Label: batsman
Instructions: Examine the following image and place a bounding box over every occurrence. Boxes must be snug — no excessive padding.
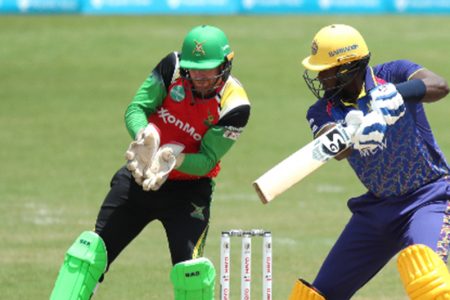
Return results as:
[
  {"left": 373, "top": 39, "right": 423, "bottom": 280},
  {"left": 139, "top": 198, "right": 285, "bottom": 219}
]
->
[
  {"left": 288, "top": 24, "right": 450, "bottom": 300},
  {"left": 50, "top": 25, "right": 250, "bottom": 299}
]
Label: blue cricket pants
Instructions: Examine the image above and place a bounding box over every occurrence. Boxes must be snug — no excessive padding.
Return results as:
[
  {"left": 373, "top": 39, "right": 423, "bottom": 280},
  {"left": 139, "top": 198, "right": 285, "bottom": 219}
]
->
[{"left": 313, "top": 176, "right": 450, "bottom": 300}]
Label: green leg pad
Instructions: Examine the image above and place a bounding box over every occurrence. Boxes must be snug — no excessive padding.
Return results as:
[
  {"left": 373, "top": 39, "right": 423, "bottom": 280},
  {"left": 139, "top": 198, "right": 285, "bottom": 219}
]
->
[
  {"left": 170, "top": 257, "right": 216, "bottom": 300},
  {"left": 50, "top": 231, "right": 107, "bottom": 300}
]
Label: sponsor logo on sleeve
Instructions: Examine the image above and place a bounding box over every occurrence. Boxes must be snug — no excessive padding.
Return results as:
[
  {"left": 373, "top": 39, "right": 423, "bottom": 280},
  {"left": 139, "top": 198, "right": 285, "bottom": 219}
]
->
[{"left": 223, "top": 126, "right": 242, "bottom": 140}]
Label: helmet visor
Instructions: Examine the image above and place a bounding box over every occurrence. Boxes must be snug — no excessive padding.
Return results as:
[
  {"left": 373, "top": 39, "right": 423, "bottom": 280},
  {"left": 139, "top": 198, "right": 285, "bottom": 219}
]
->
[{"left": 180, "top": 58, "right": 224, "bottom": 70}]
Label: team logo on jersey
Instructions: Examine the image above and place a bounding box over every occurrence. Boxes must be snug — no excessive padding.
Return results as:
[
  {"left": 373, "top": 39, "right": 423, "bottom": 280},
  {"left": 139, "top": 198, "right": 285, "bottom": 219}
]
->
[
  {"left": 170, "top": 84, "right": 185, "bottom": 102},
  {"left": 203, "top": 109, "right": 215, "bottom": 127},
  {"left": 193, "top": 40, "right": 206, "bottom": 56},
  {"left": 190, "top": 203, "right": 206, "bottom": 221},
  {"left": 311, "top": 40, "right": 318, "bottom": 55}
]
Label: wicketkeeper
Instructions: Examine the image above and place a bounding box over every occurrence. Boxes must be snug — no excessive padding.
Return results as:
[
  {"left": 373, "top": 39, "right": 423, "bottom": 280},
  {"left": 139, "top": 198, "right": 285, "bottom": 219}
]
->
[
  {"left": 289, "top": 24, "right": 450, "bottom": 300},
  {"left": 50, "top": 25, "right": 251, "bottom": 300}
]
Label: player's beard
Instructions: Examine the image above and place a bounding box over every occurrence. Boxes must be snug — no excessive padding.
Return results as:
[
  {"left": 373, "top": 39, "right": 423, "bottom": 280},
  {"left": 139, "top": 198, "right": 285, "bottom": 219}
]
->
[
  {"left": 331, "top": 71, "right": 366, "bottom": 104},
  {"left": 191, "top": 77, "right": 224, "bottom": 99}
]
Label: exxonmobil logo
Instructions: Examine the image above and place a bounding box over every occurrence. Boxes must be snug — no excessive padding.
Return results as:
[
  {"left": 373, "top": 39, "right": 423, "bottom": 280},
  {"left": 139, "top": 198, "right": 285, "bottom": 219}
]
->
[{"left": 157, "top": 107, "right": 202, "bottom": 141}]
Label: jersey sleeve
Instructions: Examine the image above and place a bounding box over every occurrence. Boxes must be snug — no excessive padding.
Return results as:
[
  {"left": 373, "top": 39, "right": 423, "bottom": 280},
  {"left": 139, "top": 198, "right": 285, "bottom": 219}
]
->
[
  {"left": 306, "top": 99, "right": 335, "bottom": 137},
  {"left": 372, "top": 60, "right": 423, "bottom": 84},
  {"left": 124, "top": 52, "right": 178, "bottom": 138},
  {"left": 177, "top": 77, "right": 251, "bottom": 175}
]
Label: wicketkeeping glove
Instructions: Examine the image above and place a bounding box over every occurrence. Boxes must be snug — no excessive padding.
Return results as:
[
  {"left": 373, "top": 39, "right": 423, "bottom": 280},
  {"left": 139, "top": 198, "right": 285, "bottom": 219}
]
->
[
  {"left": 142, "top": 143, "right": 185, "bottom": 191},
  {"left": 125, "top": 123, "right": 160, "bottom": 185},
  {"left": 370, "top": 83, "right": 405, "bottom": 125},
  {"left": 345, "top": 109, "right": 387, "bottom": 153}
]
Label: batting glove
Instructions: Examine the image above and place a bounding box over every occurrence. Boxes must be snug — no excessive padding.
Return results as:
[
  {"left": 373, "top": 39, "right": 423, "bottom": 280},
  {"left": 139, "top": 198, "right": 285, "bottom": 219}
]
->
[
  {"left": 125, "top": 123, "right": 160, "bottom": 185},
  {"left": 370, "top": 83, "right": 406, "bottom": 125},
  {"left": 345, "top": 109, "right": 387, "bottom": 154},
  {"left": 143, "top": 143, "right": 185, "bottom": 191}
]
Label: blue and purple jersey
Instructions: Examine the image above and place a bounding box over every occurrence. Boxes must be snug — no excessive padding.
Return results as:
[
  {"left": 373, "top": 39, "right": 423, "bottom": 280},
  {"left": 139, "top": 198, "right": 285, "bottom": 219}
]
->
[{"left": 306, "top": 60, "right": 450, "bottom": 198}]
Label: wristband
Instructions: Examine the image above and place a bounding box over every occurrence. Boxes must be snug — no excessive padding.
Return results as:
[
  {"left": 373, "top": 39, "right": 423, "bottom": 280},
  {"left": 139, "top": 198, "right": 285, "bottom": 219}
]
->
[{"left": 395, "top": 79, "right": 426, "bottom": 102}]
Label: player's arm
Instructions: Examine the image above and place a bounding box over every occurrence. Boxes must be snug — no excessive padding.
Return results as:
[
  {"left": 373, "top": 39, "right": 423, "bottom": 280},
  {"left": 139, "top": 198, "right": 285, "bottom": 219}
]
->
[
  {"left": 374, "top": 60, "right": 449, "bottom": 104},
  {"left": 307, "top": 101, "right": 350, "bottom": 160},
  {"left": 176, "top": 104, "right": 250, "bottom": 176},
  {"left": 323, "top": 71, "right": 447, "bottom": 161},
  {"left": 124, "top": 53, "right": 177, "bottom": 185},
  {"left": 409, "top": 69, "right": 449, "bottom": 103},
  {"left": 333, "top": 82, "right": 415, "bottom": 161},
  {"left": 307, "top": 99, "right": 353, "bottom": 161},
  {"left": 177, "top": 82, "right": 251, "bottom": 176},
  {"left": 124, "top": 52, "right": 177, "bottom": 138}
]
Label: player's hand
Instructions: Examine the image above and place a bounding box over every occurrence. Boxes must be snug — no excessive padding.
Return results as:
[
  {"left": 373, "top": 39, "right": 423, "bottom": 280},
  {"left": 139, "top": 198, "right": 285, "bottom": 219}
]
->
[
  {"left": 344, "top": 109, "right": 364, "bottom": 135},
  {"left": 345, "top": 110, "right": 387, "bottom": 153},
  {"left": 370, "top": 83, "right": 405, "bottom": 125},
  {"left": 142, "top": 143, "right": 185, "bottom": 191},
  {"left": 125, "top": 123, "right": 160, "bottom": 185}
]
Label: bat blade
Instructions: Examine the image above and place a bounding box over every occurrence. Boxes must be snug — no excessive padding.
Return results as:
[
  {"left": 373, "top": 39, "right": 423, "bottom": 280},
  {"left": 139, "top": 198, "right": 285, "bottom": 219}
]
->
[{"left": 253, "top": 124, "right": 353, "bottom": 204}]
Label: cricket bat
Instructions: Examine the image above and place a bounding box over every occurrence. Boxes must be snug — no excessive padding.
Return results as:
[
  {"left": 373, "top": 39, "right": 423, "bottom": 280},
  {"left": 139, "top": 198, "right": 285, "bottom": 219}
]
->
[{"left": 253, "top": 124, "right": 356, "bottom": 204}]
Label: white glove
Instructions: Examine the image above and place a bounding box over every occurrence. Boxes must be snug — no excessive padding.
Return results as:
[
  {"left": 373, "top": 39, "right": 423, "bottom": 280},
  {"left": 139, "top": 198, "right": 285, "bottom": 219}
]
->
[
  {"left": 344, "top": 109, "right": 364, "bottom": 135},
  {"left": 345, "top": 110, "right": 387, "bottom": 154},
  {"left": 370, "top": 83, "right": 405, "bottom": 125},
  {"left": 142, "top": 143, "right": 185, "bottom": 191},
  {"left": 125, "top": 123, "right": 160, "bottom": 185}
]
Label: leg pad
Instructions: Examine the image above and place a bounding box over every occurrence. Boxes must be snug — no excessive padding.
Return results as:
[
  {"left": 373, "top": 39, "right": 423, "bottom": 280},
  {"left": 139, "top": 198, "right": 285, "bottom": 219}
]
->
[
  {"left": 398, "top": 244, "right": 450, "bottom": 300},
  {"left": 170, "top": 257, "right": 216, "bottom": 300},
  {"left": 50, "top": 231, "right": 107, "bottom": 300},
  {"left": 288, "top": 278, "right": 325, "bottom": 300}
]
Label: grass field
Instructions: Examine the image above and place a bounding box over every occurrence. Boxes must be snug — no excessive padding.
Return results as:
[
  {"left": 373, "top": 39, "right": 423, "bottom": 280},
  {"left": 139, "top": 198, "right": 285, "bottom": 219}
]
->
[{"left": 1, "top": 14, "right": 450, "bottom": 299}]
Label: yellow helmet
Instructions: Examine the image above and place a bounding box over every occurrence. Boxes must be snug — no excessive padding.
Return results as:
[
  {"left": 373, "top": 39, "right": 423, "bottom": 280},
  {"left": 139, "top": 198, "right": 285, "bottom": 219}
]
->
[{"left": 302, "top": 24, "right": 369, "bottom": 72}]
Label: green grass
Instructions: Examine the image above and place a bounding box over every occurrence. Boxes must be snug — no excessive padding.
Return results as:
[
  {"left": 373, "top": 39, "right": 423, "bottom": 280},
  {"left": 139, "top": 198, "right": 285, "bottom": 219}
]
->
[{"left": 1, "top": 15, "right": 449, "bottom": 299}]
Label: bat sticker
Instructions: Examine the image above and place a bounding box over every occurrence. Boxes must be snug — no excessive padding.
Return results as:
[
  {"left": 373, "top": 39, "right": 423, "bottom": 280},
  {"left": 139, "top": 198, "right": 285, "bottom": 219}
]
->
[{"left": 313, "top": 126, "right": 351, "bottom": 161}]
